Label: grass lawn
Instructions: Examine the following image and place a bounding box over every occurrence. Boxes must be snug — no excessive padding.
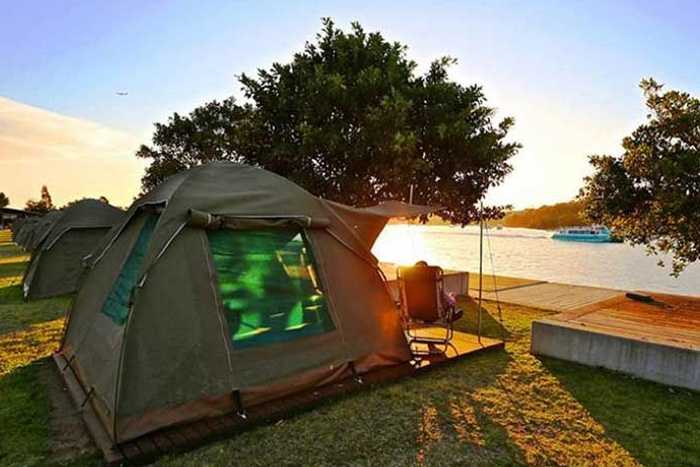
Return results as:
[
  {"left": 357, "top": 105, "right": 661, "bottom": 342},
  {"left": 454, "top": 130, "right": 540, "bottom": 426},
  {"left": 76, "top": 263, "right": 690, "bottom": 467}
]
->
[
  {"left": 1, "top": 234, "right": 699, "bottom": 466},
  {"left": 0, "top": 240, "right": 99, "bottom": 467}
]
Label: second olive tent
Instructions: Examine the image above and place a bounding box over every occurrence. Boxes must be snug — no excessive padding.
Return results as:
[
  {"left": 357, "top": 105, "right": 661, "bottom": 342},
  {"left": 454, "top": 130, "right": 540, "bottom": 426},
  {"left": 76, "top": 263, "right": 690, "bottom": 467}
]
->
[
  {"left": 23, "top": 199, "right": 125, "bottom": 300},
  {"left": 56, "top": 162, "right": 437, "bottom": 446}
]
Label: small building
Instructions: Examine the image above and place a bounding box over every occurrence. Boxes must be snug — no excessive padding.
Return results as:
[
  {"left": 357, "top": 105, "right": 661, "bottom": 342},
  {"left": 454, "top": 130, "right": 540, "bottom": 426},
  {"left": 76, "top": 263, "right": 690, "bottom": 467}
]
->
[{"left": 0, "top": 207, "right": 38, "bottom": 229}]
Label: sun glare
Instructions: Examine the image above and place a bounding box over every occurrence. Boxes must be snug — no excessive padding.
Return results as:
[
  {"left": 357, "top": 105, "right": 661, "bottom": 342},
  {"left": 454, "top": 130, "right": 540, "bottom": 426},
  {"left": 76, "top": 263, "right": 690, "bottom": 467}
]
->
[{"left": 372, "top": 224, "right": 433, "bottom": 266}]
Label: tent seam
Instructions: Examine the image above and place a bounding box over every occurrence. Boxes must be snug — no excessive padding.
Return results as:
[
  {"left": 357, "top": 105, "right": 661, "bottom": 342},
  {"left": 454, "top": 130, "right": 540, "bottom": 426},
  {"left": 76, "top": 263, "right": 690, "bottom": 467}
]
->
[
  {"left": 305, "top": 232, "right": 353, "bottom": 367},
  {"left": 43, "top": 225, "right": 115, "bottom": 251},
  {"left": 199, "top": 231, "right": 235, "bottom": 381},
  {"left": 93, "top": 201, "right": 168, "bottom": 266},
  {"left": 113, "top": 300, "right": 138, "bottom": 444}
]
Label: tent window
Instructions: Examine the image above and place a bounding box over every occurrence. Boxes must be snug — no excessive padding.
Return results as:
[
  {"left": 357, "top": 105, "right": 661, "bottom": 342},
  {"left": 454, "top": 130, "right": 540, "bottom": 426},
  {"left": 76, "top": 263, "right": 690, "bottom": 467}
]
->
[
  {"left": 208, "top": 228, "right": 334, "bottom": 350},
  {"left": 101, "top": 214, "right": 158, "bottom": 325}
]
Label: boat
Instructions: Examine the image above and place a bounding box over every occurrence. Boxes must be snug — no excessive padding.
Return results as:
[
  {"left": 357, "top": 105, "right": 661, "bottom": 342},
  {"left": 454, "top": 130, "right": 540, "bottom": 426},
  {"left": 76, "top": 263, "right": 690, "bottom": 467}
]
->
[{"left": 551, "top": 226, "right": 620, "bottom": 243}]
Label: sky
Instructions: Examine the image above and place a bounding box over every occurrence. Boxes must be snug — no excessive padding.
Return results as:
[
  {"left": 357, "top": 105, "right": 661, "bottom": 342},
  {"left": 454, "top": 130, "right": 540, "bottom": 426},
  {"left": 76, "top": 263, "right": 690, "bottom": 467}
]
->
[{"left": 1, "top": 0, "right": 699, "bottom": 209}]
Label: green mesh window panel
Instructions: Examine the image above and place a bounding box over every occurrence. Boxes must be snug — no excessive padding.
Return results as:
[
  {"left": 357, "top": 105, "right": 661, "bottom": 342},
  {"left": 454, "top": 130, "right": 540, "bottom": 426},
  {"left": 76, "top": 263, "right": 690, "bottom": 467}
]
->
[
  {"left": 208, "top": 228, "right": 334, "bottom": 350},
  {"left": 101, "top": 215, "right": 158, "bottom": 325}
]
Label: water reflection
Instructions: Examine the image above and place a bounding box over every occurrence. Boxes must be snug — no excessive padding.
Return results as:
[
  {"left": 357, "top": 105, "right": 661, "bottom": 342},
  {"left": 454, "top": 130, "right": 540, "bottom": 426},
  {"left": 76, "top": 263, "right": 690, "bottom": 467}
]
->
[{"left": 372, "top": 224, "right": 700, "bottom": 296}]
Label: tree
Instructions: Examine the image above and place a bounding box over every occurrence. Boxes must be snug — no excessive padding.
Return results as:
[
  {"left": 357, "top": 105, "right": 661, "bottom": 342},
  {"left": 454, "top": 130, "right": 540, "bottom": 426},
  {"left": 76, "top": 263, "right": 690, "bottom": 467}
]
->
[
  {"left": 25, "top": 185, "right": 54, "bottom": 215},
  {"left": 62, "top": 196, "right": 111, "bottom": 209},
  {"left": 0, "top": 192, "right": 9, "bottom": 208},
  {"left": 137, "top": 19, "right": 519, "bottom": 224},
  {"left": 501, "top": 200, "right": 585, "bottom": 230},
  {"left": 136, "top": 98, "right": 251, "bottom": 191},
  {"left": 580, "top": 79, "right": 700, "bottom": 275}
]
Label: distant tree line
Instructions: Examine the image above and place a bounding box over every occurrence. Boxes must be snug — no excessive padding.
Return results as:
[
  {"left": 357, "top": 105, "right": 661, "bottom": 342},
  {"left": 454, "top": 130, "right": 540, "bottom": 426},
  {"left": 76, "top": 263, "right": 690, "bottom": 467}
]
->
[
  {"left": 20, "top": 186, "right": 111, "bottom": 215},
  {"left": 498, "top": 200, "right": 585, "bottom": 230}
]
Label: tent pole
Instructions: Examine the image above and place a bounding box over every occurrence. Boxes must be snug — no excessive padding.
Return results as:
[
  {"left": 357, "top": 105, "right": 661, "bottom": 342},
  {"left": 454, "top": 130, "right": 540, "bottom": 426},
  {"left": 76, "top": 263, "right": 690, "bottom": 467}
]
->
[{"left": 477, "top": 202, "right": 483, "bottom": 344}]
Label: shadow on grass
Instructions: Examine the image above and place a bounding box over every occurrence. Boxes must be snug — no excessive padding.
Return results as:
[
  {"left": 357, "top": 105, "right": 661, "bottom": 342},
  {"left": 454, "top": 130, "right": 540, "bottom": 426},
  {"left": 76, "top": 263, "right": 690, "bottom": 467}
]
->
[
  {"left": 0, "top": 243, "right": 26, "bottom": 259},
  {"left": 540, "top": 356, "right": 700, "bottom": 467},
  {"left": 0, "top": 287, "right": 72, "bottom": 336},
  {"left": 0, "top": 359, "right": 50, "bottom": 466},
  {"left": 0, "top": 357, "right": 100, "bottom": 467},
  {"left": 457, "top": 297, "right": 512, "bottom": 341},
  {"left": 0, "top": 283, "right": 24, "bottom": 304},
  {"left": 0, "top": 259, "right": 29, "bottom": 278},
  {"left": 405, "top": 346, "right": 525, "bottom": 464},
  {"left": 0, "top": 247, "right": 72, "bottom": 336},
  {"left": 162, "top": 345, "right": 524, "bottom": 467}
]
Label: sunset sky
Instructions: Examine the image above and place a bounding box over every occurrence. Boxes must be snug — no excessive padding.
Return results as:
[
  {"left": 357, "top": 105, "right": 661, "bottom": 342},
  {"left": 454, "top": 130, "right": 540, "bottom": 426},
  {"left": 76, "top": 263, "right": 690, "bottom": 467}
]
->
[{"left": 2, "top": 0, "right": 699, "bottom": 209}]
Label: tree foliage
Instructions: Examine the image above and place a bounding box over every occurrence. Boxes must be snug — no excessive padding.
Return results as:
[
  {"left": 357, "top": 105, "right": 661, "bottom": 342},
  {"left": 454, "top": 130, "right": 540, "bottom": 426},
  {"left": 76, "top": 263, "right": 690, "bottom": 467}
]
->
[
  {"left": 25, "top": 185, "right": 54, "bottom": 215},
  {"left": 501, "top": 200, "right": 585, "bottom": 230},
  {"left": 580, "top": 79, "right": 700, "bottom": 274},
  {"left": 0, "top": 192, "right": 9, "bottom": 209},
  {"left": 137, "top": 19, "right": 519, "bottom": 224},
  {"left": 61, "top": 196, "right": 111, "bottom": 209}
]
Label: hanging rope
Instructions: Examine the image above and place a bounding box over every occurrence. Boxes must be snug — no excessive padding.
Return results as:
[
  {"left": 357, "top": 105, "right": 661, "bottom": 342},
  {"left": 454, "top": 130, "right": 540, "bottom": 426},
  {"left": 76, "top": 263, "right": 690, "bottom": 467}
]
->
[
  {"left": 483, "top": 220, "right": 508, "bottom": 342},
  {"left": 483, "top": 221, "right": 548, "bottom": 454}
]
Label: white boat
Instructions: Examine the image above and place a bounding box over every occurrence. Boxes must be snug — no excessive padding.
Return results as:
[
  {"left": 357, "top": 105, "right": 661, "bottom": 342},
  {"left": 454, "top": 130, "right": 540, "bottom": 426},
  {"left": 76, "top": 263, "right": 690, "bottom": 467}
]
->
[{"left": 551, "top": 226, "right": 618, "bottom": 243}]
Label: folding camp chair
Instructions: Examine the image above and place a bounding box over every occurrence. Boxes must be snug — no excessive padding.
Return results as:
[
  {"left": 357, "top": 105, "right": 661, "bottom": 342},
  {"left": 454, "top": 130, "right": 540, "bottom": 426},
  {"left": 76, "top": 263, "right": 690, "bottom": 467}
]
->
[{"left": 396, "top": 262, "right": 462, "bottom": 355}]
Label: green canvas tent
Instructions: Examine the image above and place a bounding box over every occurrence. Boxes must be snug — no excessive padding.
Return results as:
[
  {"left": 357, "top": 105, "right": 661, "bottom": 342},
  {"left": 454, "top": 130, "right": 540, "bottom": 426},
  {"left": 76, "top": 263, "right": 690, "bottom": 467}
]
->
[
  {"left": 14, "top": 216, "right": 40, "bottom": 249},
  {"left": 10, "top": 217, "right": 27, "bottom": 238},
  {"left": 23, "top": 210, "right": 63, "bottom": 252},
  {"left": 56, "top": 162, "right": 436, "bottom": 445},
  {"left": 23, "top": 200, "right": 124, "bottom": 300}
]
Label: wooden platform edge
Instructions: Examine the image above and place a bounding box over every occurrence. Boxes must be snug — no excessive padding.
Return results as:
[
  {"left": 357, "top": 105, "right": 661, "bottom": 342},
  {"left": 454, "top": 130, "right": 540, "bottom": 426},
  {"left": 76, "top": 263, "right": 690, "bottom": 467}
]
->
[
  {"left": 530, "top": 319, "right": 700, "bottom": 392},
  {"left": 534, "top": 315, "right": 700, "bottom": 352},
  {"left": 536, "top": 290, "right": 700, "bottom": 351},
  {"left": 53, "top": 337, "right": 504, "bottom": 465}
]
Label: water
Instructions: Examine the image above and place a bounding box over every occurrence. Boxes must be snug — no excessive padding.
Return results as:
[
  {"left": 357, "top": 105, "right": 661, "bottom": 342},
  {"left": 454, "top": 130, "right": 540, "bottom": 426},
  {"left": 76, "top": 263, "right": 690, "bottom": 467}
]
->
[{"left": 372, "top": 224, "right": 700, "bottom": 296}]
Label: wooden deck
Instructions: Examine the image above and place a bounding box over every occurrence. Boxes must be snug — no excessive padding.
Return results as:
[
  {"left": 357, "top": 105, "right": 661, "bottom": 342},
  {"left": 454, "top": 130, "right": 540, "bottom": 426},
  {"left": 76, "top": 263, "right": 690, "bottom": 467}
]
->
[
  {"left": 409, "top": 327, "right": 504, "bottom": 366},
  {"left": 480, "top": 282, "right": 622, "bottom": 312},
  {"left": 541, "top": 293, "right": 700, "bottom": 350},
  {"left": 54, "top": 329, "right": 503, "bottom": 465},
  {"left": 531, "top": 293, "right": 700, "bottom": 391}
]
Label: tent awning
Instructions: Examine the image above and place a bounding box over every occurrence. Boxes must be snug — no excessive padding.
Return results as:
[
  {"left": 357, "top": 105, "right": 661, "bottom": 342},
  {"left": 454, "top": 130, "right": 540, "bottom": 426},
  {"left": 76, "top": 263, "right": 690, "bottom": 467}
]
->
[
  {"left": 353, "top": 201, "right": 442, "bottom": 219},
  {"left": 325, "top": 200, "right": 443, "bottom": 250}
]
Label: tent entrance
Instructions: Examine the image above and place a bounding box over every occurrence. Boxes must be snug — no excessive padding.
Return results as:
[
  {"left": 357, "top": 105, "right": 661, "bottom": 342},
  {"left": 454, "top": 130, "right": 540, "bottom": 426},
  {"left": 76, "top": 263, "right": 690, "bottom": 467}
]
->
[
  {"left": 207, "top": 228, "right": 334, "bottom": 350},
  {"left": 101, "top": 214, "right": 159, "bottom": 325}
]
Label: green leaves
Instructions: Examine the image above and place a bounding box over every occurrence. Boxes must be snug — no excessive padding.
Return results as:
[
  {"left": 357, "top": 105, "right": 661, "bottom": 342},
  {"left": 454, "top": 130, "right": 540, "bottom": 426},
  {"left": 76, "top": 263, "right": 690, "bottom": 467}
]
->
[
  {"left": 137, "top": 19, "right": 519, "bottom": 224},
  {"left": 581, "top": 79, "right": 700, "bottom": 275},
  {"left": 24, "top": 186, "right": 54, "bottom": 215}
]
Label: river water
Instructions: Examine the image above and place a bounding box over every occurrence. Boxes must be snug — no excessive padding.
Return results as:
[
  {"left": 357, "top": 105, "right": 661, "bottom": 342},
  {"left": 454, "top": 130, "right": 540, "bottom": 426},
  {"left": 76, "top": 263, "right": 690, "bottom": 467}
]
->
[{"left": 372, "top": 224, "right": 700, "bottom": 296}]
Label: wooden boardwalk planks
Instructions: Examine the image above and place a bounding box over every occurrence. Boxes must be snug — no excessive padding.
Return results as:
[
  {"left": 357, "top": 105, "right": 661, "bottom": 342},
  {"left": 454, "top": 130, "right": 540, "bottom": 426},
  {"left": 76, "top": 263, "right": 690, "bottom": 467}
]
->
[
  {"left": 480, "top": 282, "right": 622, "bottom": 312},
  {"left": 380, "top": 261, "right": 622, "bottom": 313}
]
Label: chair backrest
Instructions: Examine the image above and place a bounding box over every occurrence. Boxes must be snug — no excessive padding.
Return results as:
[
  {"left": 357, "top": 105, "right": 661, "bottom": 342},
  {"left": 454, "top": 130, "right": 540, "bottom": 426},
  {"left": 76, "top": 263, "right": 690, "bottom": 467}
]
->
[{"left": 398, "top": 264, "right": 443, "bottom": 323}]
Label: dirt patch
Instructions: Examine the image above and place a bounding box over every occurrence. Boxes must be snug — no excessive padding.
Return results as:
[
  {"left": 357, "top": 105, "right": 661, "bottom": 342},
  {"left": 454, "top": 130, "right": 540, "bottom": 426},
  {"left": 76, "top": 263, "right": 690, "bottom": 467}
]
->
[{"left": 38, "top": 359, "right": 97, "bottom": 462}]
